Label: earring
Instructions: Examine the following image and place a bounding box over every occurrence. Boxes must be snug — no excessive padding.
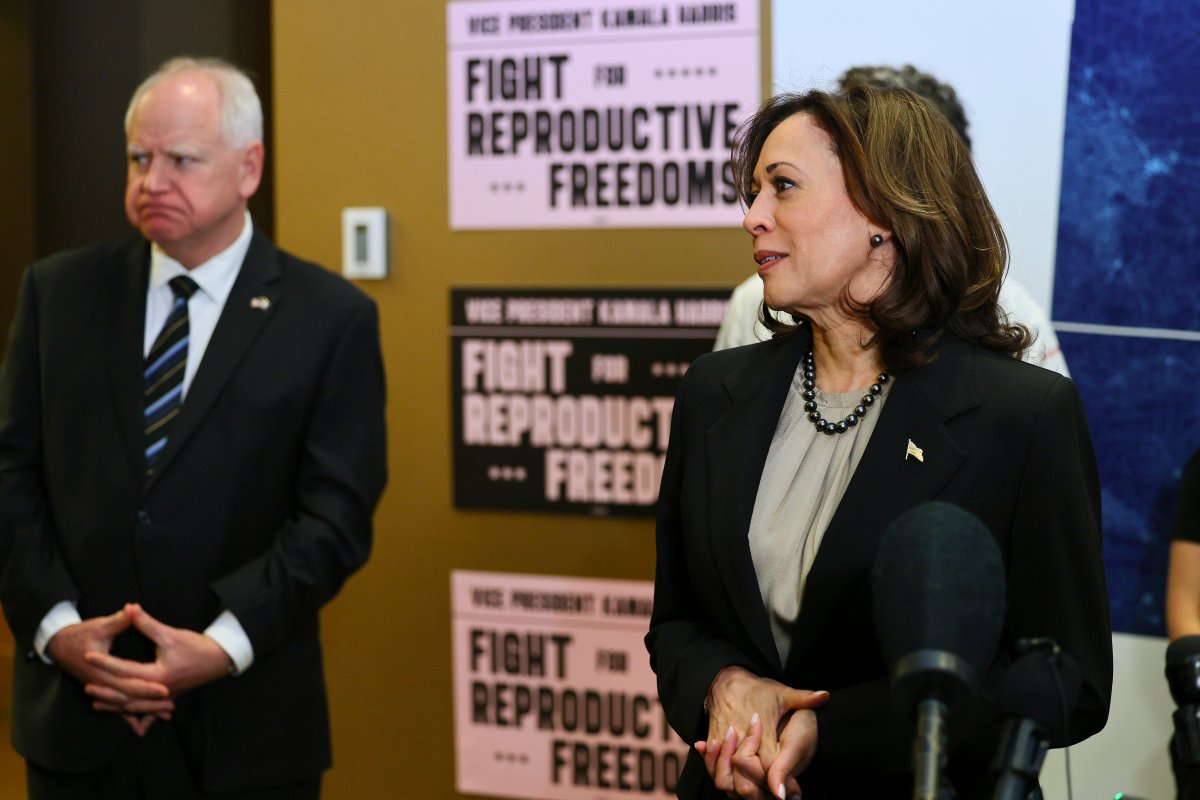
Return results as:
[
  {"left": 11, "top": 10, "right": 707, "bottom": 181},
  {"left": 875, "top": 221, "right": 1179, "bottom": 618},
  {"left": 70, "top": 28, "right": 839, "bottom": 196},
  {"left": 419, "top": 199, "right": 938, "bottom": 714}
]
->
[{"left": 870, "top": 234, "right": 884, "bottom": 248}]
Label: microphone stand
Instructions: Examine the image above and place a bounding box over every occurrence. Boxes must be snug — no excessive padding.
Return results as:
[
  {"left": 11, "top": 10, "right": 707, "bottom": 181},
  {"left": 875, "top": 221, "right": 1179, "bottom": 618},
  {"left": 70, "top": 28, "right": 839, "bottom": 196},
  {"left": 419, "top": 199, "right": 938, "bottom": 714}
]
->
[
  {"left": 913, "top": 695, "right": 955, "bottom": 800},
  {"left": 1166, "top": 638, "right": 1200, "bottom": 800},
  {"left": 1171, "top": 705, "right": 1200, "bottom": 800},
  {"left": 991, "top": 718, "right": 1047, "bottom": 800},
  {"left": 895, "top": 650, "right": 972, "bottom": 800}
]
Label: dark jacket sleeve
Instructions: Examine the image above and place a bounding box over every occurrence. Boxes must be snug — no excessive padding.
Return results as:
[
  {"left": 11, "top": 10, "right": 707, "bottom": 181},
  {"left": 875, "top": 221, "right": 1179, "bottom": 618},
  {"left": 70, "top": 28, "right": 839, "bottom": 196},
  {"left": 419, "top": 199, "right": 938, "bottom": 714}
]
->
[
  {"left": 0, "top": 266, "right": 81, "bottom": 644},
  {"left": 645, "top": 365, "right": 759, "bottom": 747},
  {"left": 1171, "top": 447, "right": 1200, "bottom": 542},
  {"left": 1001, "top": 374, "right": 1111, "bottom": 741},
  {"left": 209, "top": 296, "right": 388, "bottom": 658}
]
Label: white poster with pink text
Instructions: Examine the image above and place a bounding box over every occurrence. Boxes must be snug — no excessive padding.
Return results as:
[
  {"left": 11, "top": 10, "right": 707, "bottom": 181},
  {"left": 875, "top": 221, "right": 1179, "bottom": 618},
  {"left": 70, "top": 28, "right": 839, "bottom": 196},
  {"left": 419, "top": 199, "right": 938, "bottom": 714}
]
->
[
  {"left": 446, "top": 0, "right": 760, "bottom": 229},
  {"left": 452, "top": 570, "right": 688, "bottom": 799}
]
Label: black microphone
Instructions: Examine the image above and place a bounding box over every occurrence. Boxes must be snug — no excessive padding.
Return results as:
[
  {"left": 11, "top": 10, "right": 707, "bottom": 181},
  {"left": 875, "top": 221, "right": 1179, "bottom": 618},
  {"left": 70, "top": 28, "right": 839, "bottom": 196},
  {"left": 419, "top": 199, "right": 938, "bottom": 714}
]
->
[
  {"left": 990, "top": 643, "right": 1082, "bottom": 800},
  {"left": 1166, "top": 635, "right": 1200, "bottom": 799},
  {"left": 873, "top": 501, "right": 1006, "bottom": 800}
]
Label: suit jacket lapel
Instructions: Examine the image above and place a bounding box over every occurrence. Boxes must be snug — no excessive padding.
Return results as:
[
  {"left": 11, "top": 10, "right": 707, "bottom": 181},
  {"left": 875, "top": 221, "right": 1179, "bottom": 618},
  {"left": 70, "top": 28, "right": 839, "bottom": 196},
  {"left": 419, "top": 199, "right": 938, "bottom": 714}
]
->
[
  {"left": 145, "top": 232, "right": 283, "bottom": 490},
  {"left": 784, "top": 336, "right": 981, "bottom": 674},
  {"left": 103, "top": 240, "right": 152, "bottom": 486},
  {"left": 705, "top": 329, "right": 811, "bottom": 674}
]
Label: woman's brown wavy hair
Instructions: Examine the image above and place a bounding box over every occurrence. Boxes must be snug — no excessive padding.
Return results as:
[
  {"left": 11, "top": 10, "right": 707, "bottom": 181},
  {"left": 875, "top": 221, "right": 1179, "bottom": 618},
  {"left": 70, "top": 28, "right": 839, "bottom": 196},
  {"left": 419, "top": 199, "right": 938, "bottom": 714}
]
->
[{"left": 731, "top": 85, "right": 1030, "bottom": 372}]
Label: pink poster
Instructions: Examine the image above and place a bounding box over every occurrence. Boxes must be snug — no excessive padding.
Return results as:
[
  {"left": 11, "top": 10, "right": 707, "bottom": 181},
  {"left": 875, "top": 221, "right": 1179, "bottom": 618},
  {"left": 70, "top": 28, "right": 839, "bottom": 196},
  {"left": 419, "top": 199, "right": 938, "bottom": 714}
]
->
[
  {"left": 446, "top": 0, "right": 761, "bottom": 229},
  {"left": 452, "top": 570, "right": 688, "bottom": 798}
]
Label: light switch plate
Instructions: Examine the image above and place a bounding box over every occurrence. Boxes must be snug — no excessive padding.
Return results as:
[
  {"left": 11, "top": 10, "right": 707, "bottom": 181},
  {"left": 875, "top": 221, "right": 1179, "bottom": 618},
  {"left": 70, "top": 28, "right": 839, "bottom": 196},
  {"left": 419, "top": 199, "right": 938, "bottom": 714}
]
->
[{"left": 342, "top": 207, "right": 388, "bottom": 280}]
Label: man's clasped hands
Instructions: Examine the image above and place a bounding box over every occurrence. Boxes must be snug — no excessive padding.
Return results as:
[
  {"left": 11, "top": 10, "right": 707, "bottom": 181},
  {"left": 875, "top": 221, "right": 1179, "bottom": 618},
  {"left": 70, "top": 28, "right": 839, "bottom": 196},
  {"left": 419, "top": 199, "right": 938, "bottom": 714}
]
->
[{"left": 46, "top": 603, "right": 232, "bottom": 737}]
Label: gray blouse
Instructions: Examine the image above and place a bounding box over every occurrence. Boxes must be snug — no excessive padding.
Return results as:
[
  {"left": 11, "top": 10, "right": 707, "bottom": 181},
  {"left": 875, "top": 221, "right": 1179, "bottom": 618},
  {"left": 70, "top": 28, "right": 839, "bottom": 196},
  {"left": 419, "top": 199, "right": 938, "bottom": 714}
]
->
[{"left": 748, "top": 365, "right": 892, "bottom": 663}]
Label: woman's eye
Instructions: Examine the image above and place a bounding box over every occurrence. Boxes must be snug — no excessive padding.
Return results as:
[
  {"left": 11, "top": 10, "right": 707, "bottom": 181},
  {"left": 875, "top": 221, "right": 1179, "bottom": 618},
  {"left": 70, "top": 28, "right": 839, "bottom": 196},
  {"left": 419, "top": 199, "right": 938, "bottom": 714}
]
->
[
  {"left": 773, "top": 177, "right": 796, "bottom": 192},
  {"left": 745, "top": 191, "right": 759, "bottom": 205}
]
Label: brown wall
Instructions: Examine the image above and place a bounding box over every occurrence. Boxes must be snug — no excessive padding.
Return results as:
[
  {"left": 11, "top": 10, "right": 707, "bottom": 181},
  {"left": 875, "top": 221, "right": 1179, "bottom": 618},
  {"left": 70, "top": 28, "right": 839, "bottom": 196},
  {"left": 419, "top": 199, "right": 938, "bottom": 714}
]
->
[
  {"left": 0, "top": 7, "right": 33, "bottom": 794},
  {"left": 0, "top": 0, "right": 35, "bottom": 343},
  {"left": 272, "top": 1, "right": 770, "bottom": 797}
]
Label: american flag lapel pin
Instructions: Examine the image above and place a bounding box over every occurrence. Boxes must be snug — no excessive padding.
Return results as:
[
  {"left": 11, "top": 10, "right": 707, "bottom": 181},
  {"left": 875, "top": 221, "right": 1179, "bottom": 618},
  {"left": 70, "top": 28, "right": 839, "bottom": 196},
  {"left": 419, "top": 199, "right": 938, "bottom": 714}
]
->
[
  {"left": 905, "top": 439, "right": 924, "bottom": 462},
  {"left": 250, "top": 295, "right": 271, "bottom": 311}
]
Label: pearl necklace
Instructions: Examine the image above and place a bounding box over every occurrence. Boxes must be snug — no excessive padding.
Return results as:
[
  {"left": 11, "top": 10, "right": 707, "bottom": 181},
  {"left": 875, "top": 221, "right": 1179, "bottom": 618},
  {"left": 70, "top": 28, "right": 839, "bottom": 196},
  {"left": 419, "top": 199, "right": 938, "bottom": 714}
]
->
[{"left": 801, "top": 350, "right": 889, "bottom": 435}]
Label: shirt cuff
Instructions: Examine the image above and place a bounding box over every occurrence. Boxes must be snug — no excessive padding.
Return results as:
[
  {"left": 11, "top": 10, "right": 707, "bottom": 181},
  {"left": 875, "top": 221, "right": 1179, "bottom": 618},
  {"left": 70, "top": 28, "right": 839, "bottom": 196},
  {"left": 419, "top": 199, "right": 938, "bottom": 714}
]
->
[
  {"left": 204, "top": 610, "right": 255, "bottom": 676},
  {"left": 34, "top": 600, "right": 83, "bottom": 664}
]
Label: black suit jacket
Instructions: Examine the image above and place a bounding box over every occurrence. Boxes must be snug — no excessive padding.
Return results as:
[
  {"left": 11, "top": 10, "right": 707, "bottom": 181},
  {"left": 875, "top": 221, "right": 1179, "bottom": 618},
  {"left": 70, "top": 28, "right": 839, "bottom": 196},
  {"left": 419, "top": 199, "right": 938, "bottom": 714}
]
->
[
  {"left": 0, "top": 232, "right": 387, "bottom": 791},
  {"left": 646, "top": 325, "right": 1112, "bottom": 798}
]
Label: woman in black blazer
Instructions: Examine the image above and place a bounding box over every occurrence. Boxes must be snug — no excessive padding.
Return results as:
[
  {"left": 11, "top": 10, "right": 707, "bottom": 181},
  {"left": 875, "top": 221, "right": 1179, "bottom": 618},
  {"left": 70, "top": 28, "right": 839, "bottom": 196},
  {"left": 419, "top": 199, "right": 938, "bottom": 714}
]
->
[{"left": 646, "top": 85, "right": 1112, "bottom": 799}]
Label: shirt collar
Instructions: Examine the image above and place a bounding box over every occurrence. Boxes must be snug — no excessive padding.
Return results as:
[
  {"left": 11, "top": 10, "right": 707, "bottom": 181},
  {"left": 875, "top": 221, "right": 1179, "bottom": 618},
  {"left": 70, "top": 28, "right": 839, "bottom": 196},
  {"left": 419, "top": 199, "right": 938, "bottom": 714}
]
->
[{"left": 148, "top": 211, "right": 254, "bottom": 300}]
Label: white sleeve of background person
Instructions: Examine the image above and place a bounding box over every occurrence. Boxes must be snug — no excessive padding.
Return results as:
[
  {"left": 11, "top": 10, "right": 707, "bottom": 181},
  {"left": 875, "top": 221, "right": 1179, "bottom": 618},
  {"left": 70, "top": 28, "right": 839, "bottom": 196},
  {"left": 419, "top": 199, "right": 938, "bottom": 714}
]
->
[
  {"left": 714, "top": 274, "right": 778, "bottom": 351},
  {"left": 999, "top": 278, "right": 1071, "bottom": 378}
]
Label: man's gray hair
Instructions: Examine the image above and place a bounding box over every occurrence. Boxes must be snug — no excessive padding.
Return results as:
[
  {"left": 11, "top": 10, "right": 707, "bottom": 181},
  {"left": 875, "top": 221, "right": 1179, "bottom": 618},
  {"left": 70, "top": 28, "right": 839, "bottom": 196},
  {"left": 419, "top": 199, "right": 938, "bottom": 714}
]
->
[{"left": 125, "top": 56, "right": 263, "bottom": 148}]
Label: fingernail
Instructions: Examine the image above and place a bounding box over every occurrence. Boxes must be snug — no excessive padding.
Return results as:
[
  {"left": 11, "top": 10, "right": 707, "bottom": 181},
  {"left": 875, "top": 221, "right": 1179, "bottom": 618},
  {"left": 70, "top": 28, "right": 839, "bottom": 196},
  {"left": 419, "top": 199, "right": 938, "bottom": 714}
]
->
[
  {"left": 725, "top": 725, "right": 735, "bottom": 741},
  {"left": 776, "top": 783, "right": 786, "bottom": 800},
  {"left": 751, "top": 712, "right": 760, "bottom": 726}
]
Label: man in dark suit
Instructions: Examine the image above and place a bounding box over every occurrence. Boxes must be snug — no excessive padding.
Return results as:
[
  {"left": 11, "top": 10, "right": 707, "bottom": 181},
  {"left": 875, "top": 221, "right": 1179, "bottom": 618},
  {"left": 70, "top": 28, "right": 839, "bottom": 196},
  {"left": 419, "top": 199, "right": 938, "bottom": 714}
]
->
[{"left": 0, "top": 57, "right": 387, "bottom": 799}]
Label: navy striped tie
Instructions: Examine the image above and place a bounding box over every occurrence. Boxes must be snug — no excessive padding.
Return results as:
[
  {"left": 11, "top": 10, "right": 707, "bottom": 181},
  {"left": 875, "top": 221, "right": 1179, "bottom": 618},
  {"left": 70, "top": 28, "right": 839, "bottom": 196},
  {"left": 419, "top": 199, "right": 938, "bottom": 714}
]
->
[{"left": 143, "top": 275, "right": 198, "bottom": 478}]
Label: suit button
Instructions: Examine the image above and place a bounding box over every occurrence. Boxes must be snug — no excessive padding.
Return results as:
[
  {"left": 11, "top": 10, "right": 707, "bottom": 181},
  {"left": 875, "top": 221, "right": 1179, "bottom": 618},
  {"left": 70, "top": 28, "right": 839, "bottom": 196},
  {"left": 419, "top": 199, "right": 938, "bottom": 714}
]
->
[{"left": 137, "top": 510, "right": 152, "bottom": 525}]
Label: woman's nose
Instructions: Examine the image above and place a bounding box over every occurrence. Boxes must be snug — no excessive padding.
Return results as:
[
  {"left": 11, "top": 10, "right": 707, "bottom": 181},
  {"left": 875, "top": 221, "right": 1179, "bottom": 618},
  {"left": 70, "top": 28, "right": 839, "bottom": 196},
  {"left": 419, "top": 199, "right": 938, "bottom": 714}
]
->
[{"left": 742, "top": 194, "right": 773, "bottom": 236}]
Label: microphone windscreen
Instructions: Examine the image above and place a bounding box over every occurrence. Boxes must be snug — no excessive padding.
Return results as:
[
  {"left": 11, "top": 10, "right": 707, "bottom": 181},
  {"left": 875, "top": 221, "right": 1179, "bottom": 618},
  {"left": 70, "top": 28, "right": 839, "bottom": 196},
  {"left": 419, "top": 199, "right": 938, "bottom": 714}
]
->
[
  {"left": 872, "top": 501, "right": 1006, "bottom": 678},
  {"left": 993, "top": 649, "right": 1082, "bottom": 743},
  {"left": 1167, "top": 635, "right": 1200, "bottom": 664},
  {"left": 1165, "top": 635, "right": 1200, "bottom": 706}
]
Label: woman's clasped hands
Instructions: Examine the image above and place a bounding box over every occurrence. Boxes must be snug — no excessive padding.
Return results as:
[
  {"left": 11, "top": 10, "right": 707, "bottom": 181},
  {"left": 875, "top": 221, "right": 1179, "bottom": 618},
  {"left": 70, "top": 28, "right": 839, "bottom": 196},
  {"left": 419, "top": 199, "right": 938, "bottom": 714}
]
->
[{"left": 695, "top": 666, "right": 829, "bottom": 800}]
